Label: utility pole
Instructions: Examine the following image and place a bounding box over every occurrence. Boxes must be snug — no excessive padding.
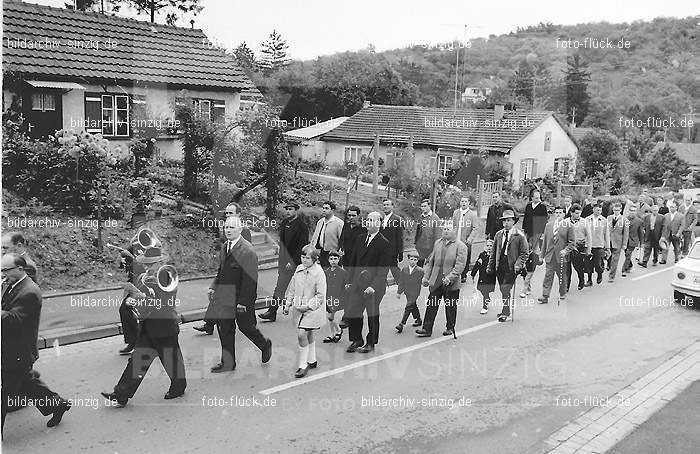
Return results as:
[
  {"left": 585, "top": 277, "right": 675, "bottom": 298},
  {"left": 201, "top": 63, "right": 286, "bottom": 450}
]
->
[{"left": 372, "top": 133, "right": 379, "bottom": 194}]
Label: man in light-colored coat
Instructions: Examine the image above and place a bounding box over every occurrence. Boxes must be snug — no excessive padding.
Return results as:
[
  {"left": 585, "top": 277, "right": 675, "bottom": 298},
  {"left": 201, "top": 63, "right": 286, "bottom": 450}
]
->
[
  {"left": 538, "top": 207, "right": 576, "bottom": 304},
  {"left": 310, "top": 200, "right": 344, "bottom": 268},
  {"left": 451, "top": 196, "right": 479, "bottom": 281},
  {"left": 416, "top": 220, "right": 467, "bottom": 337},
  {"left": 607, "top": 202, "right": 629, "bottom": 282}
]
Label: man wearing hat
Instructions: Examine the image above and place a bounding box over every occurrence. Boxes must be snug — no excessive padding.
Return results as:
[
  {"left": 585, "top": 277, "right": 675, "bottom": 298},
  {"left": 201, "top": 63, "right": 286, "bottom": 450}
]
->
[
  {"left": 260, "top": 202, "right": 309, "bottom": 322},
  {"left": 102, "top": 245, "right": 187, "bottom": 407},
  {"left": 487, "top": 210, "right": 528, "bottom": 322}
]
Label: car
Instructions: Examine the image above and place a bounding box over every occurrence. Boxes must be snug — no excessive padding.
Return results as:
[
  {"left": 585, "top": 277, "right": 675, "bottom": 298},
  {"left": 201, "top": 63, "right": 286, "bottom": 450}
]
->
[{"left": 671, "top": 237, "right": 700, "bottom": 307}]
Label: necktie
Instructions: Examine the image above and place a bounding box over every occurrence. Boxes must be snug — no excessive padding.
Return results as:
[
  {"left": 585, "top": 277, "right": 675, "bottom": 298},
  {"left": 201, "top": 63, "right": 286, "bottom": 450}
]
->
[
  {"left": 554, "top": 222, "right": 559, "bottom": 238},
  {"left": 365, "top": 234, "right": 371, "bottom": 247},
  {"left": 227, "top": 241, "right": 232, "bottom": 254},
  {"left": 317, "top": 221, "right": 326, "bottom": 249},
  {"left": 612, "top": 216, "right": 618, "bottom": 229},
  {"left": 502, "top": 231, "right": 509, "bottom": 256}
]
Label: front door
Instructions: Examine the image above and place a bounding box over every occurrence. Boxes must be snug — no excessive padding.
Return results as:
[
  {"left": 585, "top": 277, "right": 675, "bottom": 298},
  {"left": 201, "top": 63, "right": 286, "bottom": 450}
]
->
[{"left": 23, "top": 89, "right": 62, "bottom": 139}]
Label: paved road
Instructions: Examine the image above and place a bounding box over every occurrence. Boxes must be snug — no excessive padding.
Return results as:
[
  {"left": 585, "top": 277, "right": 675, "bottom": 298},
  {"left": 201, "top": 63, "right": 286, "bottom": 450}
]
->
[
  {"left": 608, "top": 380, "right": 699, "bottom": 454},
  {"left": 4, "top": 261, "right": 698, "bottom": 453}
]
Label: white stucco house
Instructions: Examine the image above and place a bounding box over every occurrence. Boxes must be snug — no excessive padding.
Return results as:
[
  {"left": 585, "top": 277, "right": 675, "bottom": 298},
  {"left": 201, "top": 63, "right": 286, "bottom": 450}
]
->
[
  {"left": 2, "top": 0, "right": 257, "bottom": 160},
  {"left": 283, "top": 117, "right": 349, "bottom": 162},
  {"left": 319, "top": 103, "right": 579, "bottom": 189}
]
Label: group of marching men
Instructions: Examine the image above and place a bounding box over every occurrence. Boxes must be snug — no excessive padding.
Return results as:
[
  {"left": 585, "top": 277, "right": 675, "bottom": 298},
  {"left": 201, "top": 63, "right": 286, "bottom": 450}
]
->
[{"left": 3, "top": 188, "right": 698, "bottom": 433}]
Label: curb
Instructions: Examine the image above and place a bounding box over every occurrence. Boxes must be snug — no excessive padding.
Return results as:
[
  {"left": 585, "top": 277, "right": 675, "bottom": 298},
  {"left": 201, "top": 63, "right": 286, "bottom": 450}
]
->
[{"left": 37, "top": 241, "right": 486, "bottom": 349}]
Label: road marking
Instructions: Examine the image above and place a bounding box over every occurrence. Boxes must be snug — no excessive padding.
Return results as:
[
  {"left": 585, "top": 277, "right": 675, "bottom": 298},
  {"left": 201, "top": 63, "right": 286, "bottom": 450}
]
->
[
  {"left": 631, "top": 267, "right": 673, "bottom": 281},
  {"left": 259, "top": 320, "right": 501, "bottom": 396}
]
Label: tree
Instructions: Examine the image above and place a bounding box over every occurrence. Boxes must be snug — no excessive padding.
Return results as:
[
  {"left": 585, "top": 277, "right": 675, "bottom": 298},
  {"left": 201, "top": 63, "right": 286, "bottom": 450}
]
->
[
  {"left": 576, "top": 130, "right": 623, "bottom": 194},
  {"left": 233, "top": 42, "right": 257, "bottom": 75},
  {"left": 114, "top": 0, "right": 202, "bottom": 24},
  {"left": 632, "top": 143, "right": 690, "bottom": 189},
  {"left": 507, "top": 60, "right": 534, "bottom": 106},
  {"left": 259, "top": 30, "right": 290, "bottom": 75},
  {"left": 565, "top": 55, "right": 591, "bottom": 126},
  {"left": 66, "top": 0, "right": 100, "bottom": 11}
]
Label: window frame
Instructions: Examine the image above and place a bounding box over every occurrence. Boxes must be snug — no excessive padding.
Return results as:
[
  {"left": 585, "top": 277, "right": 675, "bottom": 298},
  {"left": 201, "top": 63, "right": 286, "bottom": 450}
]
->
[
  {"left": 31, "top": 92, "right": 57, "bottom": 112},
  {"left": 98, "top": 93, "right": 131, "bottom": 137},
  {"left": 437, "top": 154, "right": 454, "bottom": 177}
]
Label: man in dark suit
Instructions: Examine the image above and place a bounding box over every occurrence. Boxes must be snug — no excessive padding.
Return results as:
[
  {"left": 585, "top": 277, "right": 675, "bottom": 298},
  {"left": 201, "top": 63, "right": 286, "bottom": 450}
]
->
[
  {"left": 207, "top": 216, "right": 272, "bottom": 372},
  {"left": 660, "top": 201, "right": 684, "bottom": 264},
  {"left": 416, "top": 220, "right": 467, "bottom": 337},
  {"left": 101, "top": 246, "right": 187, "bottom": 407},
  {"left": 485, "top": 191, "right": 514, "bottom": 240},
  {"left": 2, "top": 254, "right": 71, "bottom": 432},
  {"left": 337, "top": 206, "right": 367, "bottom": 329},
  {"left": 380, "top": 199, "right": 404, "bottom": 285},
  {"left": 344, "top": 211, "right": 391, "bottom": 354},
  {"left": 537, "top": 207, "right": 576, "bottom": 304},
  {"left": 195, "top": 203, "right": 252, "bottom": 334},
  {"left": 487, "top": 210, "right": 528, "bottom": 322},
  {"left": 259, "top": 202, "right": 309, "bottom": 322},
  {"left": 2, "top": 232, "right": 38, "bottom": 284},
  {"left": 415, "top": 199, "right": 441, "bottom": 267},
  {"left": 640, "top": 205, "right": 665, "bottom": 267},
  {"left": 622, "top": 204, "right": 644, "bottom": 277}
]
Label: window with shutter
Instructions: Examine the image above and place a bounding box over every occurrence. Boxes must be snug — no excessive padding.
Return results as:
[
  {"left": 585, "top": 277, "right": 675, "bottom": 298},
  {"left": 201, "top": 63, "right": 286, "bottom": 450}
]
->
[{"left": 84, "top": 93, "right": 103, "bottom": 133}]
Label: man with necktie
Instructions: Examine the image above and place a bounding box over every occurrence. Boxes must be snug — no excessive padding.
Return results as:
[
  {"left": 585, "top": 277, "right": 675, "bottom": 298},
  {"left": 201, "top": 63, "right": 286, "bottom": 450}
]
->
[
  {"left": 538, "top": 207, "right": 576, "bottom": 304},
  {"left": 380, "top": 199, "right": 404, "bottom": 285},
  {"left": 416, "top": 199, "right": 441, "bottom": 268},
  {"left": 344, "top": 212, "right": 391, "bottom": 354},
  {"left": 487, "top": 210, "right": 528, "bottom": 322},
  {"left": 451, "top": 196, "right": 479, "bottom": 282},
  {"left": 660, "top": 201, "right": 684, "bottom": 264},
  {"left": 640, "top": 205, "right": 665, "bottom": 268},
  {"left": 585, "top": 203, "right": 609, "bottom": 284},
  {"left": 607, "top": 202, "right": 629, "bottom": 282}
]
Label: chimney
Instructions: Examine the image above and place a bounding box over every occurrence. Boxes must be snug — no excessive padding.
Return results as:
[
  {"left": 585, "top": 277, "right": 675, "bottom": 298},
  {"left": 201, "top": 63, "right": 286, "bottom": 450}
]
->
[
  {"left": 494, "top": 104, "right": 504, "bottom": 122},
  {"left": 363, "top": 100, "right": 371, "bottom": 108}
]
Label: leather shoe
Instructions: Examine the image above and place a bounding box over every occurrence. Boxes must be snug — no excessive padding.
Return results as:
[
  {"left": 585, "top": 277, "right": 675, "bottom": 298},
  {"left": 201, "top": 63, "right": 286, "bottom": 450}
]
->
[
  {"left": 415, "top": 329, "right": 432, "bottom": 337},
  {"left": 193, "top": 324, "right": 214, "bottom": 335},
  {"left": 442, "top": 329, "right": 454, "bottom": 336},
  {"left": 585, "top": 281, "right": 593, "bottom": 287},
  {"left": 638, "top": 262, "right": 647, "bottom": 268},
  {"left": 537, "top": 297, "right": 549, "bottom": 304},
  {"left": 307, "top": 361, "right": 317, "bottom": 369},
  {"left": 412, "top": 319, "right": 422, "bottom": 327},
  {"left": 357, "top": 344, "right": 374, "bottom": 353},
  {"left": 346, "top": 341, "right": 363, "bottom": 353},
  {"left": 46, "top": 399, "right": 71, "bottom": 427},
  {"left": 577, "top": 283, "right": 585, "bottom": 290},
  {"left": 210, "top": 363, "right": 235, "bottom": 373},
  {"left": 262, "top": 339, "right": 272, "bottom": 363},
  {"left": 164, "top": 390, "right": 185, "bottom": 400},
  {"left": 258, "top": 310, "right": 277, "bottom": 322},
  {"left": 596, "top": 275, "right": 603, "bottom": 284},
  {"left": 395, "top": 324, "right": 404, "bottom": 333},
  {"left": 101, "top": 392, "right": 127, "bottom": 408},
  {"left": 119, "top": 345, "right": 134, "bottom": 355},
  {"left": 295, "top": 367, "right": 308, "bottom": 378}
]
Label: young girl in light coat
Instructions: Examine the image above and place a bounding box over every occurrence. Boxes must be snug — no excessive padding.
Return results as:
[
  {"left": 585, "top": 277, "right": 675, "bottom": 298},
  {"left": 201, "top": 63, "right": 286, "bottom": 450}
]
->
[{"left": 283, "top": 244, "right": 327, "bottom": 378}]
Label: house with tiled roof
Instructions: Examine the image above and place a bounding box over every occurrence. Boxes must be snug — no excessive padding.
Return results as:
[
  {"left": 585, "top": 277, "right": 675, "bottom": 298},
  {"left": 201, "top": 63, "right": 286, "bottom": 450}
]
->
[
  {"left": 2, "top": 0, "right": 256, "bottom": 158},
  {"left": 320, "top": 103, "right": 579, "bottom": 189},
  {"left": 283, "top": 117, "right": 349, "bottom": 162}
]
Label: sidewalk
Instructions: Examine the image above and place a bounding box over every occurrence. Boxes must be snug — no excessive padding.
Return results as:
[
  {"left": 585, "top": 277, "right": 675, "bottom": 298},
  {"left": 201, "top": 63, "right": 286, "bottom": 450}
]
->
[{"left": 537, "top": 341, "right": 700, "bottom": 454}]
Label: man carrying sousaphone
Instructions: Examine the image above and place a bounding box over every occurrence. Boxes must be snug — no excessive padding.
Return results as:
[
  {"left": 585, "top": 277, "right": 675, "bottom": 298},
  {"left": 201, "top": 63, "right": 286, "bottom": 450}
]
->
[
  {"left": 111, "top": 227, "right": 161, "bottom": 355},
  {"left": 101, "top": 245, "right": 187, "bottom": 407}
]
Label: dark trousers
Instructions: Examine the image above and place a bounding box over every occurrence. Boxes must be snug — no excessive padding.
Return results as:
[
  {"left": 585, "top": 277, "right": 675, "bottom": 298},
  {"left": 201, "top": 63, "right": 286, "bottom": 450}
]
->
[
  {"left": 568, "top": 251, "right": 587, "bottom": 290},
  {"left": 661, "top": 235, "right": 682, "bottom": 263},
  {"left": 642, "top": 238, "right": 660, "bottom": 265},
  {"left": 267, "top": 266, "right": 295, "bottom": 314},
  {"left": 416, "top": 248, "right": 431, "bottom": 268},
  {"left": 2, "top": 368, "right": 62, "bottom": 431},
  {"left": 588, "top": 248, "right": 605, "bottom": 280},
  {"left": 682, "top": 231, "right": 692, "bottom": 256},
  {"left": 460, "top": 242, "right": 472, "bottom": 279},
  {"left": 622, "top": 245, "right": 637, "bottom": 273},
  {"left": 399, "top": 295, "right": 421, "bottom": 324},
  {"left": 216, "top": 306, "right": 268, "bottom": 367},
  {"left": 114, "top": 329, "right": 186, "bottom": 399},
  {"left": 347, "top": 288, "right": 385, "bottom": 346},
  {"left": 478, "top": 285, "right": 494, "bottom": 309},
  {"left": 319, "top": 249, "right": 330, "bottom": 269},
  {"left": 119, "top": 297, "right": 139, "bottom": 346},
  {"left": 422, "top": 285, "right": 459, "bottom": 332},
  {"left": 495, "top": 263, "right": 516, "bottom": 317}
]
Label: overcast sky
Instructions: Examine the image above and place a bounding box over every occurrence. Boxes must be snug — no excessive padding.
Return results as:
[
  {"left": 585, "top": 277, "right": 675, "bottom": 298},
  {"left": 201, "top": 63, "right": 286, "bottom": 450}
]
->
[{"left": 34, "top": 0, "right": 700, "bottom": 60}]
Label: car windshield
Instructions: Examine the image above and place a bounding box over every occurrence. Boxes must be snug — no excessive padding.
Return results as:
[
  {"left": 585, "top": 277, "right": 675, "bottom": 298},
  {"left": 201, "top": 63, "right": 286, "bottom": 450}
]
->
[{"left": 689, "top": 242, "right": 700, "bottom": 260}]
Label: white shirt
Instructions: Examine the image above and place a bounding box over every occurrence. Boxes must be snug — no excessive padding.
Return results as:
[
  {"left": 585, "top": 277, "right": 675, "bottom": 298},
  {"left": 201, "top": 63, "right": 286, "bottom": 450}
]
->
[
  {"left": 225, "top": 235, "right": 242, "bottom": 253},
  {"left": 408, "top": 265, "right": 416, "bottom": 274},
  {"left": 382, "top": 213, "right": 392, "bottom": 228},
  {"left": 6, "top": 274, "right": 27, "bottom": 295}
]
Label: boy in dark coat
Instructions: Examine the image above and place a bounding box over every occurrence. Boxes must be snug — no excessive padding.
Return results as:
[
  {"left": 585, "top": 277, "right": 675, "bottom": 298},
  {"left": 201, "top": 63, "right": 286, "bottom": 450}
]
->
[
  {"left": 395, "top": 252, "right": 424, "bottom": 333},
  {"left": 323, "top": 251, "right": 347, "bottom": 343},
  {"left": 471, "top": 240, "right": 496, "bottom": 315}
]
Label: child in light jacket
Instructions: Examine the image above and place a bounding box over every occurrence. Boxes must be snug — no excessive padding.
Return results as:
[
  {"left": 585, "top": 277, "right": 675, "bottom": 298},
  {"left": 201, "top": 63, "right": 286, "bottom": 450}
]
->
[{"left": 284, "top": 244, "right": 327, "bottom": 378}]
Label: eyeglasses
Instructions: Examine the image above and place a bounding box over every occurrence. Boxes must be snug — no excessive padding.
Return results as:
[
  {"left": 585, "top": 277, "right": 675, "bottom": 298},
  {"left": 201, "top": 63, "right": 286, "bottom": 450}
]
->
[{"left": 1, "top": 266, "right": 19, "bottom": 272}]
